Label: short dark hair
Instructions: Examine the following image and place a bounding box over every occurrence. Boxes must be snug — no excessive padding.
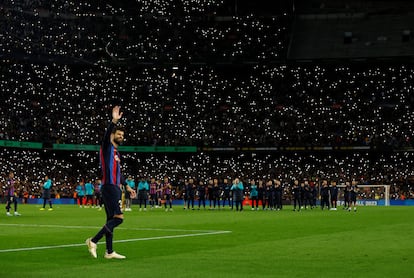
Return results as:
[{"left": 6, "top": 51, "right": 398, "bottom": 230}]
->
[{"left": 112, "top": 126, "right": 126, "bottom": 134}]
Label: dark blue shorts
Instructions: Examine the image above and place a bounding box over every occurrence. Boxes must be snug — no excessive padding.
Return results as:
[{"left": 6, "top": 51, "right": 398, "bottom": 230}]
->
[
  {"left": 42, "top": 189, "right": 51, "bottom": 199},
  {"left": 101, "top": 184, "right": 122, "bottom": 219},
  {"left": 6, "top": 195, "right": 15, "bottom": 203},
  {"left": 350, "top": 194, "right": 357, "bottom": 202},
  {"left": 138, "top": 192, "right": 148, "bottom": 200}
]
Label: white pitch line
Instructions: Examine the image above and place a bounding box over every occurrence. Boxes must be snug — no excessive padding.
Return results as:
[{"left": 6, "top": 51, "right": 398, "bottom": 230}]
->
[
  {"left": 0, "top": 223, "right": 227, "bottom": 233},
  {"left": 0, "top": 224, "right": 232, "bottom": 253}
]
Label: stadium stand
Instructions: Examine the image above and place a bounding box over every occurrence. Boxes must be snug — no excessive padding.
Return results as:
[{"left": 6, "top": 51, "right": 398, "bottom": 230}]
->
[{"left": 0, "top": 0, "right": 413, "bottom": 201}]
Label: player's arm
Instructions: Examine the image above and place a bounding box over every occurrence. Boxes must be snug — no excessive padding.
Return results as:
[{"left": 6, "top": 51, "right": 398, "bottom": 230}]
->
[
  {"left": 121, "top": 176, "right": 136, "bottom": 198},
  {"left": 103, "top": 106, "right": 123, "bottom": 145},
  {"left": 125, "top": 185, "right": 136, "bottom": 198},
  {"left": 111, "top": 105, "right": 123, "bottom": 124}
]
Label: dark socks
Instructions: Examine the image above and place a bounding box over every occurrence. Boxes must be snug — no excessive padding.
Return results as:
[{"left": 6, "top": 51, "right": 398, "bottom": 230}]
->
[
  {"left": 43, "top": 199, "right": 52, "bottom": 208},
  {"left": 92, "top": 218, "right": 123, "bottom": 254}
]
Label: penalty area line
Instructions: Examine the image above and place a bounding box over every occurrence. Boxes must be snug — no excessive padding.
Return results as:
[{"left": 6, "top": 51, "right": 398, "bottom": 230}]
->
[{"left": 0, "top": 230, "right": 232, "bottom": 253}]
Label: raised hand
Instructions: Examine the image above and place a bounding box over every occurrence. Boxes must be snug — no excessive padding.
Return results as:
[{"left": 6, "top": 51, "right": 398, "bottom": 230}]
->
[{"left": 112, "top": 106, "right": 123, "bottom": 123}]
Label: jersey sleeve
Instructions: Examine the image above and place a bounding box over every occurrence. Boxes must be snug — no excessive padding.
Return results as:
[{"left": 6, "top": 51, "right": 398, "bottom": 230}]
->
[{"left": 102, "top": 121, "right": 115, "bottom": 148}]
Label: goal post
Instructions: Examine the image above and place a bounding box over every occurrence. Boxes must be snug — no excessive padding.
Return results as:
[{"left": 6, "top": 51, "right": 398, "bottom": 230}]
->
[
  {"left": 337, "top": 184, "right": 390, "bottom": 206},
  {"left": 357, "top": 184, "right": 390, "bottom": 206}
]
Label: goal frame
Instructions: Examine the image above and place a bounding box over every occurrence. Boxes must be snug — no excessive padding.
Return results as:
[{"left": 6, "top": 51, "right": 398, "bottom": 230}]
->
[{"left": 337, "top": 184, "right": 390, "bottom": 206}]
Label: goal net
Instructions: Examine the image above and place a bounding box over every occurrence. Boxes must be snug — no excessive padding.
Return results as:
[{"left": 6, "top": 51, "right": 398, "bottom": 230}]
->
[{"left": 337, "top": 184, "right": 390, "bottom": 206}]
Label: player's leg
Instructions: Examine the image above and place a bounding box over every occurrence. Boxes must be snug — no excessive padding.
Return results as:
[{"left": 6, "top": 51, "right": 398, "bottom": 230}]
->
[
  {"left": 351, "top": 195, "right": 357, "bottom": 211},
  {"left": 13, "top": 197, "right": 21, "bottom": 215},
  {"left": 5, "top": 197, "right": 11, "bottom": 211},
  {"left": 89, "top": 185, "right": 125, "bottom": 258},
  {"left": 5, "top": 196, "right": 12, "bottom": 215},
  {"left": 49, "top": 197, "right": 53, "bottom": 209}
]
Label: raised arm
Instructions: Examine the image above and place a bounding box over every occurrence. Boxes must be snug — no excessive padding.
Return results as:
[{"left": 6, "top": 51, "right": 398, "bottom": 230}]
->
[
  {"left": 102, "top": 106, "right": 123, "bottom": 146},
  {"left": 112, "top": 106, "right": 123, "bottom": 124}
]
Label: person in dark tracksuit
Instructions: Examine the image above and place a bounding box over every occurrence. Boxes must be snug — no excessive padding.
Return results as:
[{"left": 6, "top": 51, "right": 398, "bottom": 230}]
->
[
  {"left": 343, "top": 182, "right": 350, "bottom": 210},
  {"left": 182, "top": 180, "right": 188, "bottom": 210},
  {"left": 300, "top": 182, "right": 306, "bottom": 210},
  {"left": 221, "top": 178, "right": 232, "bottom": 209},
  {"left": 269, "top": 180, "right": 275, "bottom": 210},
  {"left": 320, "top": 180, "right": 330, "bottom": 210},
  {"left": 264, "top": 180, "right": 272, "bottom": 210},
  {"left": 187, "top": 178, "right": 196, "bottom": 210},
  {"left": 292, "top": 180, "right": 301, "bottom": 211},
  {"left": 257, "top": 179, "right": 266, "bottom": 210},
  {"left": 312, "top": 184, "right": 318, "bottom": 208},
  {"left": 197, "top": 180, "right": 206, "bottom": 210},
  {"left": 349, "top": 180, "right": 358, "bottom": 212},
  {"left": 137, "top": 177, "right": 149, "bottom": 211},
  {"left": 274, "top": 179, "right": 283, "bottom": 211},
  {"left": 207, "top": 180, "right": 214, "bottom": 209},
  {"left": 303, "top": 181, "right": 313, "bottom": 210},
  {"left": 212, "top": 179, "right": 221, "bottom": 209},
  {"left": 330, "top": 181, "right": 338, "bottom": 210}
]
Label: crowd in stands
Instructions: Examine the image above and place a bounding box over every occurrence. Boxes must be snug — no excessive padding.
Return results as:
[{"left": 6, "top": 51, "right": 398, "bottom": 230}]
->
[
  {"left": 0, "top": 0, "right": 412, "bottom": 148},
  {"left": 0, "top": 63, "right": 413, "bottom": 148},
  {"left": 0, "top": 148, "right": 413, "bottom": 200},
  {"left": 0, "top": 0, "right": 291, "bottom": 63}
]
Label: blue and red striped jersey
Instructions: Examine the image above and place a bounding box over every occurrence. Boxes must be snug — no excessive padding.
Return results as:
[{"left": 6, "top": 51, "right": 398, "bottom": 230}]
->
[
  {"left": 100, "top": 122, "right": 123, "bottom": 186},
  {"left": 163, "top": 182, "right": 172, "bottom": 195},
  {"left": 150, "top": 182, "right": 157, "bottom": 194},
  {"left": 6, "top": 178, "right": 15, "bottom": 196}
]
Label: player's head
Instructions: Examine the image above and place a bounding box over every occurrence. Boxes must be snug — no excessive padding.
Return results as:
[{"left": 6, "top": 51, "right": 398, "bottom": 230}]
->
[
  {"left": 8, "top": 171, "right": 14, "bottom": 179},
  {"left": 111, "top": 126, "right": 125, "bottom": 146}
]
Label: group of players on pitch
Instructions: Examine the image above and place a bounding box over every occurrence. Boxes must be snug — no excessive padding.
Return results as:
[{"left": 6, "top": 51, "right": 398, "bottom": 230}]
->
[{"left": 179, "top": 178, "right": 359, "bottom": 212}]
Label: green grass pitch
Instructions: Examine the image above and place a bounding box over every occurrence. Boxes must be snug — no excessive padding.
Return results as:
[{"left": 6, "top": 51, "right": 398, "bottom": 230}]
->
[{"left": 0, "top": 204, "right": 413, "bottom": 278}]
